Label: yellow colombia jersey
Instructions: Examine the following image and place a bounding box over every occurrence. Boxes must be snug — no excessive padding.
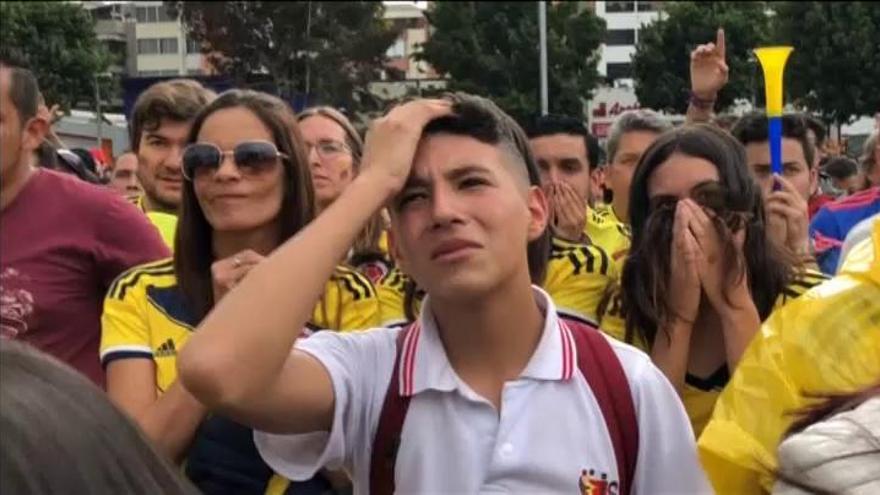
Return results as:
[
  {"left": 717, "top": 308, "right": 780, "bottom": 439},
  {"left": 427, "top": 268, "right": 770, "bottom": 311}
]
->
[
  {"left": 127, "top": 194, "right": 177, "bottom": 251},
  {"left": 377, "top": 237, "right": 618, "bottom": 327},
  {"left": 100, "top": 258, "right": 379, "bottom": 495},
  {"left": 597, "top": 267, "right": 831, "bottom": 437},
  {"left": 698, "top": 220, "right": 880, "bottom": 495},
  {"left": 584, "top": 204, "right": 630, "bottom": 270}
]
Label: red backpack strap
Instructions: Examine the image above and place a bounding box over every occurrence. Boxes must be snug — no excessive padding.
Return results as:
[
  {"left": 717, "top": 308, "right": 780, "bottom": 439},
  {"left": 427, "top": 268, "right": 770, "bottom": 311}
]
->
[
  {"left": 369, "top": 323, "right": 415, "bottom": 495},
  {"left": 563, "top": 318, "right": 639, "bottom": 495}
]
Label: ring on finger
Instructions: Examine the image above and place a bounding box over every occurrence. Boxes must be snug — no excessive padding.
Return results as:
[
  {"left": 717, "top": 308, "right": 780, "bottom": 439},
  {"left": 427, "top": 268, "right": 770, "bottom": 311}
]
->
[{"left": 233, "top": 256, "right": 242, "bottom": 268}]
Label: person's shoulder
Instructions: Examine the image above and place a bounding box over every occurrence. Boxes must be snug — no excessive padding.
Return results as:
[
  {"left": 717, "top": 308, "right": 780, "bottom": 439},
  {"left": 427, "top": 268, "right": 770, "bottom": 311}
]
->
[
  {"left": 106, "top": 258, "right": 176, "bottom": 301},
  {"left": 549, "top": 239, "right": 614, "bottom": 278},
  {"left": 826, "top": 187, "right": 880, "bottom": 212},
  {"left": 328, "top": 265, "right": 378, "bottom": 301},
  {"left": 777, "top": 268, "right": 832, "bottom": 305}
]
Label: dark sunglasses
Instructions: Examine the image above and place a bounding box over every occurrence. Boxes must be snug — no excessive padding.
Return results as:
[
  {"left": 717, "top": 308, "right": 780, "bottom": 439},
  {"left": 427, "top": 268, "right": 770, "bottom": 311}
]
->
[{"left": 182, "top": 140, "right": 288, "bottom": 181}]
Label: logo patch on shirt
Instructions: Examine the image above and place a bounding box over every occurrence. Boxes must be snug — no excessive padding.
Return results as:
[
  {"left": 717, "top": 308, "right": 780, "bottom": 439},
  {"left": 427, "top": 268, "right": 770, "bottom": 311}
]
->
[
  {"left": 579, "top": 468, "right": 618, "bottom": 495},
  {"left": 155, "top": 338, "right": 177, "bottom": 357}
]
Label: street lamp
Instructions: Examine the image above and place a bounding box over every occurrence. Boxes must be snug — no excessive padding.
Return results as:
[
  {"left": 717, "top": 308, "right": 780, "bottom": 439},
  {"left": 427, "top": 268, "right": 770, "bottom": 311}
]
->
[
  {"left": 94, "top": 72, "right": 113, "bottom": 149},
  {"left": 538, "top": 1, "right": 548, "bottom": 115}
]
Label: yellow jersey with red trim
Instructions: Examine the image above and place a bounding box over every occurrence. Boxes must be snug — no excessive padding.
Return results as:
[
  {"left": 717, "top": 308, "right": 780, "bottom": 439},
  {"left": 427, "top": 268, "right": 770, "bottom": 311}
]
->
[
  {"left": 100, "top": 259, "right": 379, "bottom": 495},
  {"left": 598, "top": 268, "right": 831, "bottom": 437},
  {"left": 377, "top": 238, "right": 618, "bottom": 328}
]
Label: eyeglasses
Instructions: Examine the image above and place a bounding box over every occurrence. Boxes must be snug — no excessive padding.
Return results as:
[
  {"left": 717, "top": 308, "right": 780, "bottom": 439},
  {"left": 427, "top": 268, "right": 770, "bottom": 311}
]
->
[
  {"left": 182, "top": 140, "right": 287, "bottom": 181},
  {"left": 306, "top": 139, "right": 351, "bottom": 160}
]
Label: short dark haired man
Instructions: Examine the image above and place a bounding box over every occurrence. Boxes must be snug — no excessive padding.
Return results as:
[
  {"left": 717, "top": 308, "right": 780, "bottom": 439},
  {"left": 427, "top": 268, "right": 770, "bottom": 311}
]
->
[
  {"left": 127, "top": 79, "right": 215, "bottom": 247},
  {"left": 525, "top": 115, "right": 628, "bottom": 261},
  {"left": 733, "top": 113, "right": 818, "bottom": 260},
  {"left": 0, "top": 59, "right": 169, "bottom": 384}
]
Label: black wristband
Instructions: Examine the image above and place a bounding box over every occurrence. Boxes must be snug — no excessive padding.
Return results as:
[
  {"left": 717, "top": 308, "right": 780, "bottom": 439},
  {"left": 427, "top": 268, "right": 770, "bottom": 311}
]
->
[{"left": 689, "top": 91, "right": 717, "bottom": 110}]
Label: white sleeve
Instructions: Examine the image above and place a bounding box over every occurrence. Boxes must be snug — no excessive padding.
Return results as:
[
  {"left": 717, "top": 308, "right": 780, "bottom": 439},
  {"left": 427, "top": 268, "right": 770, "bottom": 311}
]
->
[
  {"left": 624, "top": 350, "right": 713, "bottom": 495},
  {"left": 254, "top": 328, "right": 397, "bottom": 481}
]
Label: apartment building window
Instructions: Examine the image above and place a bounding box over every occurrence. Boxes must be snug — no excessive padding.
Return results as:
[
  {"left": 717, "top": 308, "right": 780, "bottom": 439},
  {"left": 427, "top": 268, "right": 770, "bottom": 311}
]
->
[
  {"left": 135, "top": 5, "right": 174, "bottom": 23},
  {"left": 606, "top": 29, "right": 636, "bottom": 46},
  {"left": 606, "top": 62, "right": 633, "bottom": 80},
  {"left": 186, "top": 39, "right": 201, "bottom": 54},
  {"left": 137, "top": 39, "right": 159, "bottom": 55},
  {"left": 138, "top": 38, "right": 179, "bottom": 55},
  {"left": 637, "top": 1, "right": 658, "bottom": 12},
  {"left": 160, "top": 38, "right": 179, "bottom": 54},
  {"left": 606, "top": 1, "right": 636, "bottom": 13}
]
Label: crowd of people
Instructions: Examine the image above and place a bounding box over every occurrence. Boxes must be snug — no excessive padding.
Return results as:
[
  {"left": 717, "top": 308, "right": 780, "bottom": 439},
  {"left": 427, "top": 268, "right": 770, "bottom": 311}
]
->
[{"left": 1, "top": 27, "right": 878, "bottom": 495}]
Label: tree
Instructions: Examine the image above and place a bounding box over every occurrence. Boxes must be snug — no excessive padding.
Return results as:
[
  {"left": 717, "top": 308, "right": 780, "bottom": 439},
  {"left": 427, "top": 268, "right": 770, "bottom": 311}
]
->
[
  {"left": 418, "top": 2, "right": 605, "bottom": 122},
  {"left": 0, "top": 1, "right": 109, "bottom": 111},
  {"left": 632, "top": 2, "right": 770, "bottom": 114},
  {"left": 772, "top": 2, "right": 880, "bottom": 127},
  {"left": 169, "top": 1, "right": 401, "bottom": 113}
]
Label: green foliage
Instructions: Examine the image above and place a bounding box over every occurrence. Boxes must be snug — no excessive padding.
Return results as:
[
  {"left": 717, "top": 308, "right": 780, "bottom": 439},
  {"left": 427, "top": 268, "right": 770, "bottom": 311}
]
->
[
  {"left": 773, "top": 2, "right": 880, "bottom": 125},
  {"left": 0, "top": 1, "right": 110, "bottom": 111},
  {"left": 170, "top": 1, "right": 401, "bottom": 112},
  {"left": 632, "top": 2, "right": 770, "bottom": 113},
  {"left": 418, "top": 2, "right": 605, "bottom": 122}
]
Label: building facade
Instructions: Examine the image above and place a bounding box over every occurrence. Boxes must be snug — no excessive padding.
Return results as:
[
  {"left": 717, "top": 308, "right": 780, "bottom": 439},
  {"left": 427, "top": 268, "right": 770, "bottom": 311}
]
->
[
  {"left": 593, "top": 1, "right": 663, "bottom": 86},
  {"left": 84, "top": 1, "right": 210, "bottom": 78}
]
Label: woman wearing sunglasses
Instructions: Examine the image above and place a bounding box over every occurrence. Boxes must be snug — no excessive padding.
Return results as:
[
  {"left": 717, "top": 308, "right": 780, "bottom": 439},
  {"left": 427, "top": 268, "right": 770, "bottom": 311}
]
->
[
  {"left": 598, "top": 124, "right": 828, "bottom": 437},
  {"left": 297, "top": 107, "right": 391, "bottom": 283},
  {"left": 100, "top": 90, "right": 379, "bottom": 494}
]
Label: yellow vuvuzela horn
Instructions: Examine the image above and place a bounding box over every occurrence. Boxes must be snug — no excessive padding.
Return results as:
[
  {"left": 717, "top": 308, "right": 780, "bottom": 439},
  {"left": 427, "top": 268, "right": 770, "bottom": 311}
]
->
[{"left": 754, "top": 46, "right": 793, "bottom": 179}]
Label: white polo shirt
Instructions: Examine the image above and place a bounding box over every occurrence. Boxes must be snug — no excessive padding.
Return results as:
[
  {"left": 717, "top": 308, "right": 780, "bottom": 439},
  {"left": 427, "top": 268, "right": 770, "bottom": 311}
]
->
[{"left": 255, "top": 287, "right": 710, "bottom": 494}]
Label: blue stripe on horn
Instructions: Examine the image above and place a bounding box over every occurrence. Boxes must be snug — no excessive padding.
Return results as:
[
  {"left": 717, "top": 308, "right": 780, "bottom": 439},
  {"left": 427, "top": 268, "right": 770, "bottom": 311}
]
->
[{"left": 769, "top": 116, "right": 783, "bottom": 190}]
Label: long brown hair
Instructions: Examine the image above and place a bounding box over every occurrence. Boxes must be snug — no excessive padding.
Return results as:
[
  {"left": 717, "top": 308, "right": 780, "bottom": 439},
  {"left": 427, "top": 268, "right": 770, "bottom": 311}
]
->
[
  {"left": 297, "top": 106, "right": 387, "bottom": 264},
  {"left": 621, "top": 124, "right": 796, "bottom": 347},
  {"left": 174, "top": 90, "right": 316, "bottom": 319}
]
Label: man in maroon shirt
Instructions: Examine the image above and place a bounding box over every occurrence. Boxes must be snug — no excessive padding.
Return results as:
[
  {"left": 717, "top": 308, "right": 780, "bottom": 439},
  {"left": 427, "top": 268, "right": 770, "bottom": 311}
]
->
[{"left": 0, "top": 59, "right": 169, "bottom": 385}]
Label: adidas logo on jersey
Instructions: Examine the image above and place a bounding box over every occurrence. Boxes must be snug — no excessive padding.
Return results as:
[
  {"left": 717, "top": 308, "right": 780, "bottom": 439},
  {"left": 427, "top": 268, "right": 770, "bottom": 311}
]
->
[{"left": 155, "top": 339, "right": 177, "bottom": 357}]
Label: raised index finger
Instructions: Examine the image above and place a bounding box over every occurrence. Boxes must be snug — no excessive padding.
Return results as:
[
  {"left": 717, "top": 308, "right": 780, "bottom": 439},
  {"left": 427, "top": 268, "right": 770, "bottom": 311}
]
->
[{"left": 716, "top": 28, "right": 726, "bottom": 59}]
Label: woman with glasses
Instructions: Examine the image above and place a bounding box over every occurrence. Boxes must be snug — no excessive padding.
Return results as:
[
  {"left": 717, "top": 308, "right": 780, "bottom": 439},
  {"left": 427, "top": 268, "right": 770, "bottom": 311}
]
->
[
  {"left": 100, "top": 90, "right": 379, "bottom": 494},
  {"left": 598, "top": 124, "right": 828, "bottom": 437},
  {"left": 297, "top": 107, "right": 391, "bottom": 283}
]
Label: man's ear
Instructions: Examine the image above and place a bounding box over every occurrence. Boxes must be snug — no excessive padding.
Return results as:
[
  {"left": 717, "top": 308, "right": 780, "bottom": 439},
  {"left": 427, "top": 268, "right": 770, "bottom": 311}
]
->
[
  {"left": 21, "top": 114, "right": 49, "bottom": 154},
  {"left": 809, "top": 163, "right": 820, "bottom": 196},
  {"left": 387, "top": 227, "right": 407, "bottom": 272},
  {"left": 526, "top": 185, "right": 549, "bottom": 241}
]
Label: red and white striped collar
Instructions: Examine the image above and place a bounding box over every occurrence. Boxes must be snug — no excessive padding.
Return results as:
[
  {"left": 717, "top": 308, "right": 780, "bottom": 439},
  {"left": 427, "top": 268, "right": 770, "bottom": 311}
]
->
[{"left": 397, "top": 286, "right": 577, "bottom": 397}]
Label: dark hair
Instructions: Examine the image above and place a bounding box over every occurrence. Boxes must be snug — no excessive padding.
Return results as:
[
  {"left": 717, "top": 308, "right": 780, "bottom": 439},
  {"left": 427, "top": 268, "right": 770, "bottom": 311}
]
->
[
  {"left": 524, "top": 114, "right": 600, "bottom": 170},
  {"left": 621, "top": 124, "right": 795, "bottom": 346},
  {"left": 0, "top": 340, "right": 196, "bottom": 495},
  {"left": 174, "top": 90, "right": 316, "bottom": 319},
  {"left": 0, "top": 57, "right": 40, "bottom": 124},
  {"left": 823, "top": 156, "right": 859, "bottom": 181},
  {"left": 804, "top": 114, "right": 827, "bottom": 148},
  {"left": 401, "top": 93, "right": 552, "bottom": 317},
  {"left": 732, "top": 112, "right": 817, "bottom": 169},
  {"left": 130, "top": 79, "right": 216, "bottom": 152}
]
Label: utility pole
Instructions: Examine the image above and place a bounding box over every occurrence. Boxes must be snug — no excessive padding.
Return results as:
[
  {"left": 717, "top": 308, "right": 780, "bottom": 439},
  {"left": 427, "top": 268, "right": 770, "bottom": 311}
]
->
[{"left": 538, "top": 1, "right": 548, "bottom": 115}]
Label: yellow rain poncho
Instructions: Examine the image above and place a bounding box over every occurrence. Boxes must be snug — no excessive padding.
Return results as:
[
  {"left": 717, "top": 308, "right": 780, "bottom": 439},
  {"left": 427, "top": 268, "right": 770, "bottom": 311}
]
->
[{"left": 697, "top": 218, "right": 880, "bottom": 494}]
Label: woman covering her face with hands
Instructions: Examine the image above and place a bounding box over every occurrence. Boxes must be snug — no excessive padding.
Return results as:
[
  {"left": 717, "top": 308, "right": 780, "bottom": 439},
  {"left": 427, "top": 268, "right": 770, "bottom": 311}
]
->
[
  {"left": 599, "top": 124, "right": 828, "bottom": 436},
  {"left": 100, "top": 90, "right": 379, "bottom": 494}
]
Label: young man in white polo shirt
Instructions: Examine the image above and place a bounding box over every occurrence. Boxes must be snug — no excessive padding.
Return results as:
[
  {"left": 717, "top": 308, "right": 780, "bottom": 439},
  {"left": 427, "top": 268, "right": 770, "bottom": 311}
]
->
[{"left": 178, "top": 94, "right": 709, "bottom": 494}]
